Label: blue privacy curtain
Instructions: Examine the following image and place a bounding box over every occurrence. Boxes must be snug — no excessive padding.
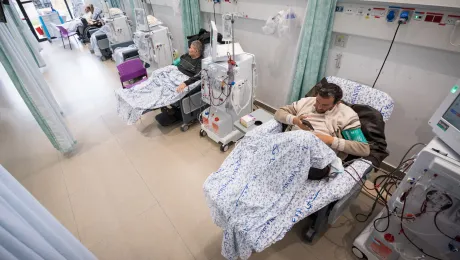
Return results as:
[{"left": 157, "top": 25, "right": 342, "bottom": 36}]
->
[
  {"left": 181, "top": 0, "right": 202, "bottom": 51},
  {"left": 289, "top": 0, "right": 337, "bottom": 102},
  {"left": 0, "top": 165, "right": 96, "bottom": 260}
]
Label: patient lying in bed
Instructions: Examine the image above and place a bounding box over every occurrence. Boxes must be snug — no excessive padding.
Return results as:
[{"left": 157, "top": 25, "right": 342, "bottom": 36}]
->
[
  {"left": 275, "top": 81, "right": 370, "bottom": 159},
  {"left": 157, "top": 40, "right": 204, "bottom": 125},
  {"left": 203, "top": 81, "right": 372, "bottom": 260},
  {"left": 115, "top": 41, "right": 204, "bottom": 125}
]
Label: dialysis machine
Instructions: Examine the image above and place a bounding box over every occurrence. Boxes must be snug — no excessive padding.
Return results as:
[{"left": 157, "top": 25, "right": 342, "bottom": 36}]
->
[
  {"left": 92, "top": 0, "right": 133, "bottom": 60},
  {"left": 352, "top": 80, "right": 460, "bottom": 260},
  {"left": 101, "top": 1, "right": 133, "bottom": 45},
  {"left": 132, "top": 8, "right": 173, "bottom": 69},
  {"left": 199, "top": 21, "right": 256, "bottom": 152}
]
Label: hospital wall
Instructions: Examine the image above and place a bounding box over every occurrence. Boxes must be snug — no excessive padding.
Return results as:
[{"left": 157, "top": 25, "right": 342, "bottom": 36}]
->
[
  {"left": 126, "top": 0, "right": 460, "bottom": 168},
  {"left": 199, "top": 0, "right": 308, "bottom": 108},
  {"left": 148, "top": 4, "right": 184, "bottom": 54},
  {"left": 200, "top": 13, "right": 303, "bottom": 109},
  {"left": 326, "top": 34, "right": 460, "bottom": 166}
]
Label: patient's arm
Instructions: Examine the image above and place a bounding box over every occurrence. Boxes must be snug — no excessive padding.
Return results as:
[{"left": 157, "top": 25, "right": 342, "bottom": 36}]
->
[
  {"left": 315, "top": 131, "right": 370, "bottom": 157},
  {"left": 274, "top": 101, "right": 299, "bottom": 125},
  {"left": 336, "top": 135, "right": 370, "bottom": 157},
  {"left": 183, "top": 58, "right": 202, "bottom": 86}
]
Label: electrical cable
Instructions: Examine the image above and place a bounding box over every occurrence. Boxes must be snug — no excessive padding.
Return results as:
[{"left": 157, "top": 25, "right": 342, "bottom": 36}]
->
[
  {"left": 372, "top": 22, "right": 402, "bottom": 88},
  {"left": 398, "top": 143, "right": 426, "bottom": 167},
  {"left": 343, "top": 144, "right": 455, "bottom": 258},
  {"left": 213, "top": 2, "right": 217, "bottom": 23},
  {"left": 432, "top": 192, "right": 455, "bottom": 240},
  {"left": 434, "top": 211, "right": 456, "bottom": 240},
  {"left": 400, "top": 189, "right": 444, "bottom": 260},
  {"left": 346, "top": 156, "right": 414, "bottom": 230},
  {"left": 450, "top": 20, "right": 460, "bottom": 46}
]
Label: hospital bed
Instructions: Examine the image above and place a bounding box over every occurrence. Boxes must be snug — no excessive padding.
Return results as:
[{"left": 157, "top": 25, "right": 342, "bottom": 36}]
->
[
  {"left": 115, "top": 44, "right": 213, "bottom": 130},
  {"left": 296, "top": 76, "right": 395, "bottom": 243}
]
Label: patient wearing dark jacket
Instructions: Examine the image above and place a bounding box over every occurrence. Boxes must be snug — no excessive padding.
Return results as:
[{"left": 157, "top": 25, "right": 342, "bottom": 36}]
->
[
  {"left": 175, "top": 40, "right": 203, "bottom": 93},
  {"left": 157, "top": 40, "right": 203, "bottom": 126}
]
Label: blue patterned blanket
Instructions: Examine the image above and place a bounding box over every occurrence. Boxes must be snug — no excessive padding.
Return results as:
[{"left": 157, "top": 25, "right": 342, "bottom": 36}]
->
[
  {"left": 115, "top": 66, "right": 201, "bottom": 124},
  {"left": 204, "top": 120, "right": 369, "bottom": 259}
]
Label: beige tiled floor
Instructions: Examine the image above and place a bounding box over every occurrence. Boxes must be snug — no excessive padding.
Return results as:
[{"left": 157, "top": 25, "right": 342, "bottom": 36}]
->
[{"left": 0, "top": 42, "right": 379, "bottom": 260}]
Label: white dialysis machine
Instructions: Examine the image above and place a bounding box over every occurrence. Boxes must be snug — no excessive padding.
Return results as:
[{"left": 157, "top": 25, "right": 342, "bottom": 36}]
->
[
  {"left": 132, "top": 8, "right": 173, "bottom": 69},
  {"left": 100, "top": 0, "right": 133, "bottom": 44},
  {"left": 199, "top": 21, "right": 256, "bottom": 152},
  {"left": 352, "top": 80, "right": 460, "bottom": 260}
]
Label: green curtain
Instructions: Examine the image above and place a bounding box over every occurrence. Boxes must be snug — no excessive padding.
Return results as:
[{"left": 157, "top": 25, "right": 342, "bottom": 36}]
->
[
  {"left": 289, "top": 0, "right": 337, "bottom": 102},
  {"left": 128, "top": 0, "right": 135, "bottom": 23},
  {"left": 181, "top": 0, "right": 202, "bottom": 52},
  {"left": 108, "top": 0, "right": 121, "bottom": 9}
]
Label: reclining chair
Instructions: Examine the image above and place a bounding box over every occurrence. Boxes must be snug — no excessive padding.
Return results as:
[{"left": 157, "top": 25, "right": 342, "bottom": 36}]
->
[
  {"left": 111, "top": 41, "right": 140, "bottom": 66},
  {"left": 77, "top": 18, "right": 102, "bottom": 43},
  {"left": 298, "top": 76, "right": 394, "bottom": 243}
]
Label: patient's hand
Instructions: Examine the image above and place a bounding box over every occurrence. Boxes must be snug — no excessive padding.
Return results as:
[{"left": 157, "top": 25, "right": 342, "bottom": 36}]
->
[
  {"left": 176, "top": 83, "right": 187, "bottom": 93},
  {"left": 314, "top": 133, "right": 334, "bottom": 146},
  {"left": 293, "top": 116, "right": 313, "bottom": 131}
]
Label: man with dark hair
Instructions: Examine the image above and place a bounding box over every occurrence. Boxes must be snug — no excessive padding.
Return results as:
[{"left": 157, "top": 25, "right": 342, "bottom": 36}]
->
[{"left": 275, "top": 82, "right": 370, "bottom": 159}]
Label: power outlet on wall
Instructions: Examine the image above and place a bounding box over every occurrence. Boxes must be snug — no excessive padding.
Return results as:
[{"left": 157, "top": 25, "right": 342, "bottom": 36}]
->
[
  {"left": 445, "top": 16, "right": 460, "bottom": 25},
  {"left": 334, "top": 34, "right": 349, "bottom": 48},
  {"left": 345, "top": 6, "right": 356, "bottom": 15}
]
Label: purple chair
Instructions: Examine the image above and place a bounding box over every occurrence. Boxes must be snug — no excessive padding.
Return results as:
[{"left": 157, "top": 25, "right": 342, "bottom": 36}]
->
[
  {"left": 56, "top": 25, "right": 78, "bottom": 50},
  {"left": 116, "top": 58, "right": 148, "bottom": 89}
]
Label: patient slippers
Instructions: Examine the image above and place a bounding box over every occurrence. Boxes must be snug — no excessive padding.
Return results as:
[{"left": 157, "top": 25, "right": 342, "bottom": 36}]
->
[{"left": 155, "top": 108, "right": 182, "bottom": 127}]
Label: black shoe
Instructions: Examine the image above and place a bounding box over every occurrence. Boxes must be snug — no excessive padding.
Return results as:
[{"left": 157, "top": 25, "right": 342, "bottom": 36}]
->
[{"left": 155, "top": 111, "right": 179, "bottom": 126}]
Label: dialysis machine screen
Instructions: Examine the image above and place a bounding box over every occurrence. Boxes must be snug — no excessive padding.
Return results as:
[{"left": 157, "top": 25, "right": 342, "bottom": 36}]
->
[
  {"left": 442, "top": 94, "right": 460, "bottom": 131},
  {"left": 429, "top": 80, "right": 460, "bottom": 155}
]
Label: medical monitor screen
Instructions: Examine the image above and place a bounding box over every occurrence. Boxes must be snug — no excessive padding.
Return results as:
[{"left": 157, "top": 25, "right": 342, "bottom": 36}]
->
[{"left": 442, "top": 94, "right": 460, "bottom": 131}]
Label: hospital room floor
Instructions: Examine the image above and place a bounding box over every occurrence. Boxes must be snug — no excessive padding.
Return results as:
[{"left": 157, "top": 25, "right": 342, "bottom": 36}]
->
[{"left": 0, "top": 41, "right": 383, "bottom": 260}]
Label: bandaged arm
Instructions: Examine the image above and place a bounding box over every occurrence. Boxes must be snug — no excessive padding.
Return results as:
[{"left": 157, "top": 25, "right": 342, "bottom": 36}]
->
[
  {"left": 332, "top": 116, "right": 370, "bottom": 157},
  {"left": 274, "top": 101, "right": 299, "bottom": 125}
]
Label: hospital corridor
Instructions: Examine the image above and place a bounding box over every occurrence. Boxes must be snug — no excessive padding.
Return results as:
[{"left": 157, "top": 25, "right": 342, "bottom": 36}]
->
[{"left": 1, "top": 0, "right": 460, "bottom": 260}]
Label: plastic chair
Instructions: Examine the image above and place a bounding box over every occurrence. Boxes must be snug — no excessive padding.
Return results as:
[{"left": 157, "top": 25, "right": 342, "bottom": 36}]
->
[
  {"left": 116, "top": 58, "right": 148, "bottom": 89},
  {"left": 55, "top": 25, "right": 78, "bottom": 50}
]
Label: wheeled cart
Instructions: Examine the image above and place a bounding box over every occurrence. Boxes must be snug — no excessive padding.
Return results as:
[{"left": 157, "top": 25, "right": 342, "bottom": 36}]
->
[{"left": 199, "top": 109, "right": 245, "bottom": 152}]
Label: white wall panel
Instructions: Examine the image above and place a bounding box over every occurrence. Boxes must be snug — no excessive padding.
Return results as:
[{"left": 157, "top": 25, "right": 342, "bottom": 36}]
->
[
  {"left": 199, "top": 0, "right": 307, "bottom": 22},
  {"left": 326, "top": 34, "right": 460, "bottom": 165},
  {"left": 333, "top": 3, "right": 460, "bottom": 53}
]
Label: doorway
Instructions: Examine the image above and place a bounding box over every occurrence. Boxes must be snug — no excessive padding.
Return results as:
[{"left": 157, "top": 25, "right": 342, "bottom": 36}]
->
[{"left": 13, "top": 0, "right": 74, "bottom": 42}]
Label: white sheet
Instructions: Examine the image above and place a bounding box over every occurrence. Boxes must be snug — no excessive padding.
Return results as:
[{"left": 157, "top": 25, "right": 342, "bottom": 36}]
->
[
  {"left": 203, "top": 120, "right": 370, "bottom": 259},
  {"left": 60, "top": 19, "right": 83, "bottom": 33},
  {"left": 89, "top": 25, "right": 112, "bottom": 57},
  {"left": 112, "top": 44, "right": 137, "bottom": 65},
  {"left": 115, "top": 65, "right": 201, "bottom": 124}
]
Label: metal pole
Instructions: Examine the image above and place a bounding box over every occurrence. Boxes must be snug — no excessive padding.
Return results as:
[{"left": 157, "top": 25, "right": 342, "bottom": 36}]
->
[{"left": 231, "top": 13, "right": 235, "bottom": 60}]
